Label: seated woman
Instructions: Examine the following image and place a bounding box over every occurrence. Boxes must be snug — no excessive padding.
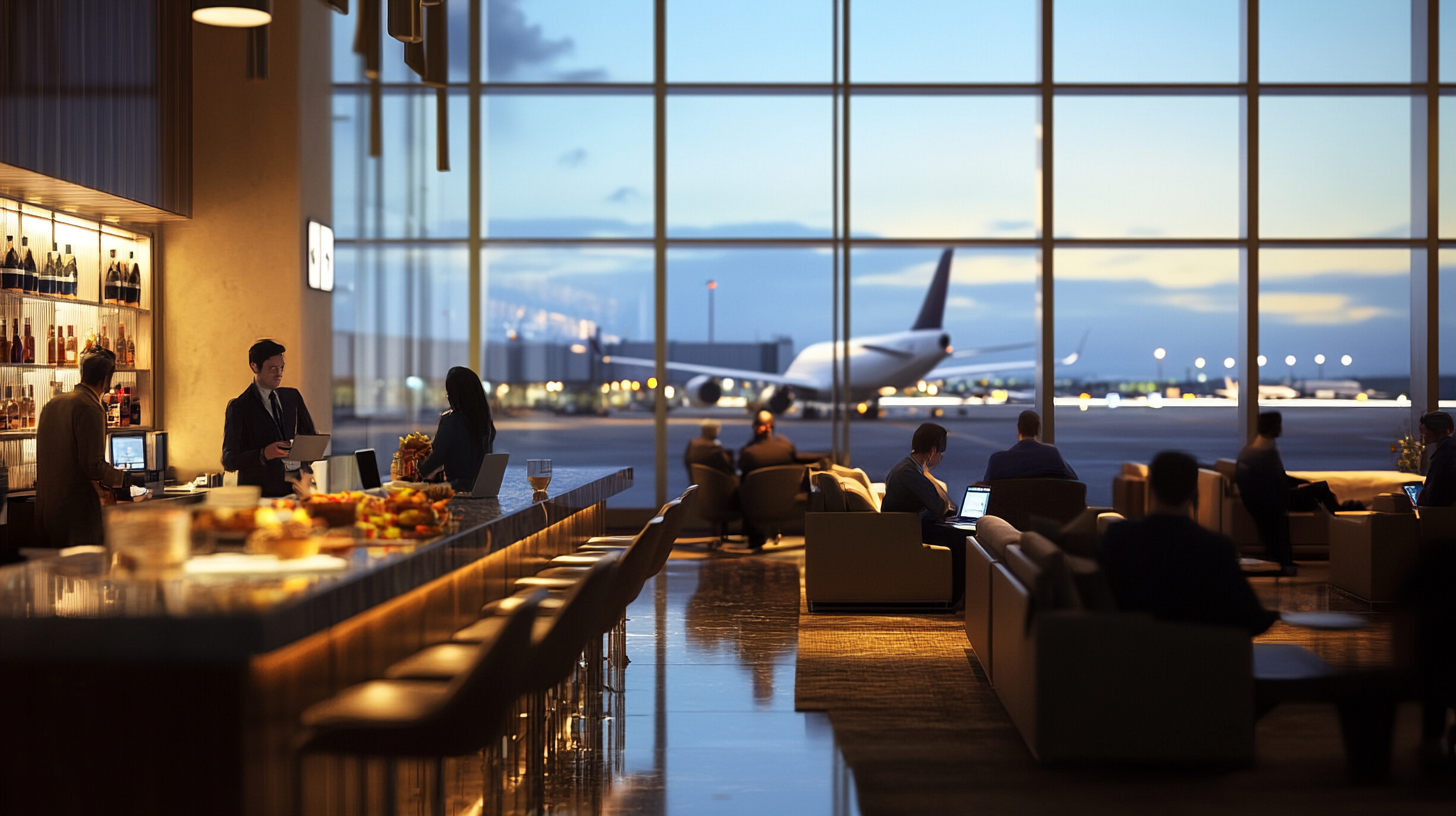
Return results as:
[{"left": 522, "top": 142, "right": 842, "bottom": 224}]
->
[{"left": 419, "top": 366, "right": 497, "bottom": 492}]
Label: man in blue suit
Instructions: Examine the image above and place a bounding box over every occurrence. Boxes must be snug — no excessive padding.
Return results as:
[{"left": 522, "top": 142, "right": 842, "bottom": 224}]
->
[
  {"left": 983, "top": 410, "right": 1078, "bottom": 482},
  {"left": 221, "top": 339, "right": 318, "bottom": 498}
]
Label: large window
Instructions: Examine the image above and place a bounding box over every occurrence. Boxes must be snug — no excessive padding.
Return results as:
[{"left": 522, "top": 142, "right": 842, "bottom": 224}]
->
[{"left": 334, "top": 1, "right": 1447, "bottom": 508}]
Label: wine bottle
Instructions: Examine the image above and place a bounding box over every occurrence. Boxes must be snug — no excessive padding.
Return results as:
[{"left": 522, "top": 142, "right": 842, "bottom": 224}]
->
[
  {"left": 3, "top": 386, "right": 16, "bottom": 431},
  {"left": 38, "top": 246, "right": 55, "bottom": 296},
  {"left": 65, "top": 326, "right": 77, "bottom": 366},
  {"left": 104, "top": 250, "right": 119, "bottom": 304},
  {"left": 126, "top": 251, "right": 141, "bottom": 306},
  {"left": 25, "top": 385, "right": 35, "bottom": 429},
  {"left": 46, "top": 324, "right": 55, "bottom": 365},
  {"left": 130, "top": 387, "right": 140, "bottom": 427},
  {"left": 0, "top": 321, "right": 10, "bottom": 363},
  {"left": 18, "top": 237, "right": 36, "bottom": 294},
  {"left": 0, "top": 236, "right": 19, "bottom": 291},
  {"left": 126, "top": 333, "right": 135, "bottom": 368},
  {"left": 23, "top": 317, "right": 34, "bottom": 364},
  {"left": 99, "top": 324, "right": 110, "bottom": 352},
  {"left": 11, "top": 319, "right": 22, "bottom": 364},
  {"left": 60, "top": 244, "right": 76, "bottom": 299},
  {"left": 116, "top": 324, "right": 127, "bottom": 367}
]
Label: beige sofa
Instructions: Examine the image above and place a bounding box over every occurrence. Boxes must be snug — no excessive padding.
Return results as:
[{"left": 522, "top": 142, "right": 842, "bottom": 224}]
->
[
  {"left": 977, "top": 524, "right": 1255, "bottom": 765},
  {"left": 1328, "top": 506, "right": 1456, "bottom": 602},
  {"left": 803, "top": 470, "right": 956, "bottom": 612}
]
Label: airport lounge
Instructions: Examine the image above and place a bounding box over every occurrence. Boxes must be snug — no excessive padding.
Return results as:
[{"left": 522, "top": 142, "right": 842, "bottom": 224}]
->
[{"left": 3, "top": 2, "right": 1456, "bottom": 814}]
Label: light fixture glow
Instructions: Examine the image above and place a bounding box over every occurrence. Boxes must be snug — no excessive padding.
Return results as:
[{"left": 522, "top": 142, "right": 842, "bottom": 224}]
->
[
  {"left": 1194, "top": 357, "right": 1206, "bottom": 369},
  {"left": 1257, "top": 355, "right": 1268, "bottom": 366},
  {"left": 1341, "top": 355, "right": 1353, "bottom": 366},
  {"left": 1223, "top": 357, "right": 1236, "bottom": 369},
  {"left": 1284, "top": 355, "right": 1296, "bottom": 366},
  {"left": 1314, "top": 354, "right": 1326, "bottom": 365},
  {"left": 192, "top": 1, "right": 272, "bottom": 27},
  {"left": 1153, "top": 347, "right": 1166, "bottom": 360}
]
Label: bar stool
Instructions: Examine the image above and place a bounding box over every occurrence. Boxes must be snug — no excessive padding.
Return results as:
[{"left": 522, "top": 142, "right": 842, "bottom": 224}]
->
[{"left": 292, "top": 592, "right": 546, "bottom": 816}]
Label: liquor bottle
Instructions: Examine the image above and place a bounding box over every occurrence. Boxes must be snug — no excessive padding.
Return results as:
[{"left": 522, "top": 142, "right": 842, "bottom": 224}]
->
[
  {"left": 1, "top": 236, "right": 20, "bottom": 291},
  {"left": 126, "top": 333, "right": 135, "bottom": 368},
  {"left": 21, "top": 242, "right": 41, "bottom": 294},
  {"left": 61, "top": 244, "right": 77, "bottom": 299},
  {"left": 130, "top": 387, "right": 141, "bottom": 427},
  {"left": 126, "top": 251, "right": 141, "bottom": 306},
  {"left": 38, "top": 246, "right": 55, "bottom": 296},
  {"left": 19, "top": 238, "right": 36, "bottom": 294},
  {"left": 117, "top": 387, "right": 130, "bottom": 427},
  {"left": 116, "top": 324, "right": 127, "bottom": 367},
  {"left": 23, "top": 318, "right": 34, "bottom": 364},
  {"left": 22, "top": 385, "right": 33, "bottom": 429},
  {"left": 10, "top": 319, "right": 21, "bottom": 364},
  {"left": 65, "top": 326, "right": 77, "bottom": 365},
  {"left": 0, "top": 321, "right": 10, "bottom": 363},
  {"left": 3, "top": 386, "right": 16, "bottom": 431},
  {"left": 104, "top": 250, "right": 120, "bottom": 304},
  {"left": 98, "top": 324, "right": 110, "bottom": 352},
  {"left": 46, "top": 324, "right": 55, "bottom": 365}
]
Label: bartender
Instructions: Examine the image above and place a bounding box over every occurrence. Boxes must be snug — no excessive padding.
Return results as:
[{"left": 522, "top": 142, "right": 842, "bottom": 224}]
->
[
  {"left": 35, "top": 348, "right": 143, "bottom": 547},
  {"left": 221, "top": 339, "right": 318, "bottom": 498}
]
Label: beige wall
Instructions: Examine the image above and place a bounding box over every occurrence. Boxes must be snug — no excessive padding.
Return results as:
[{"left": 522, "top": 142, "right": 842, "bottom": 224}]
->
[{"left": 161, "top": 3, "right": 334, "bottom": 480}]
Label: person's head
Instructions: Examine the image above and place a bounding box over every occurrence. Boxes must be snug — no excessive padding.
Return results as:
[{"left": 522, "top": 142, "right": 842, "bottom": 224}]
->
[
  {"left": 1147, "top": 450, "right": 1199, "bottom": 514},
  {"left": 249, "top": 339, "right": 287, "bottom": 389},
  {"left": 79, "top": 347, "right": 116, "bottom": 391},
  {"left": 1420, "top": 411, "right": 1455, "bottom": 444},
  {"left": 444, "top": 366, "right": 495, "bottom": 451},
  {"left": 753, "top": 410, "right": 775, "bottom": 438},
  {"left": 1257, "top": 411, "right": 1283, "bottom": 439},
  {"left": 912, "top": 422, "right": 949, "bottom": 468},
  {"left": 1016, "top": 410, "right": 1041, "bottom": 440},
  {"left": 699, "top": 417, "right": 721, "bottom": 440}
]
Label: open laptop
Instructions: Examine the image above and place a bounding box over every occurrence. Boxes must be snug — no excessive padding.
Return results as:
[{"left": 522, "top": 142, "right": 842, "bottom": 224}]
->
[
  {"left": 948, "top": 485, "right": 992, "bottom": 532},
  {"left": 283, "top": 433, "right": 331, "bottom": 463},
  {"left": 1403, "top": 482, "right": 1423, "bottom": 509},
  {"left": 457, "top": 453, "right": 510, "bottom": 498}
]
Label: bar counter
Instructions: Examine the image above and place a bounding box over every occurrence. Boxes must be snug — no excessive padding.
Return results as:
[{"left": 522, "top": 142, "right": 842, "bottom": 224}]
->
[{"left": 0, "top": 465, "right": 632, "bottom": 816}]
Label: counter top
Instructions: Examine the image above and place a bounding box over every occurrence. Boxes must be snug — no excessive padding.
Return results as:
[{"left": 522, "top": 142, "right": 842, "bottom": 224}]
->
[{"left": 0, "top": 465, "right": 631, "bottom": 661}]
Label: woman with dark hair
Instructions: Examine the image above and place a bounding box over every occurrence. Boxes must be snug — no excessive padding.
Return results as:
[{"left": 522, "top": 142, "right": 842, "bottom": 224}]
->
[{"left": 420, "top": 367, "right": 497, "bottom": 491}]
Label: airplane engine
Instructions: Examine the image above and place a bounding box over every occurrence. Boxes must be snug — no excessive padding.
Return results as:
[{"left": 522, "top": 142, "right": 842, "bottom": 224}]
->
[
  {"left": 763, "top": 385, "right": 795, "bottom": 415},
  {"left": 685, "top": 374, "right": 723, "bottom": 407}
]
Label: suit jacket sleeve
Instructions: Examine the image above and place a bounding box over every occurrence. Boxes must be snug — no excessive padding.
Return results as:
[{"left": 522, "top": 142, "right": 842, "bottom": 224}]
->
[
  {"left": 221, "top": 397, "right": 262, "bottom": 472},
  {"left": 1214, "top": 545, "right": 1280, "bottom": 636},
  {"left": 1060, "top": 454, "right": 1078, "bottom": 481},
  {"left": 76, "top": 400, "right": 126, "bottom": 488},
  {"left": 889, "top": 464, "right": 952, "bottom": 519}
]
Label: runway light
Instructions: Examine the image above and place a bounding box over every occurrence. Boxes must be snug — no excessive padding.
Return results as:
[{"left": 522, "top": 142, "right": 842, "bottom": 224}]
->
[
  {"left": 1079, "top": 392, "right": 1091, "bottom": 400},
  {"left": 857, "top": 402, "right": 869, "bottom": 414},
  {"left": 1257, "top": 355, "right": 1268, "bottom": 367},
  {"left": 1314, "top": 354, "right": 1326, "bottom": 365},
  {"left": 1183, "top": 392, "right": 1196, "bottom": 400},
  {"left": 1284, "top": 355, "right": 1296, "bottom": 366},
  {"left": 1153, "top": 348, "right": 1166, "bottom": 360},
  {"left": 1341, "top": 355, "right": 1353, "bottom": 366},
  {"left": 620, "top": 379, "right": 631, "bottom": 389},
  {"left": 665, "top": 385, "right": 676, "bottom": 399},
  {"left": 1356, "top": 392, "right": 1369, "bottom": 401},
  {"left": 631, "top": 381, "right": 641, "bottom": 391},
  {"left": 497, "top": 383, "right": 510, "bottom": 396},
  {"left": 1106, "top": 392, "right": 1121, "bottom": 408},
  {"left": 601, "top": 383, "right": 610, "bottom": 393},
  {"left": 926, "top": 384, "right": 939, "bottom": 396},
  {"left": 917, "top": 380, "right": 928, "bottom": 392},
  {"left": 647, "top": 377, "right": 658, "bottom": 389},
  {"left": 879, "top": 386, "right": 898, "bottom": 397},
  {"left": 1224, "top": 357, "right": 1236, "bottom": 369},
  {"left": 1195, "top": 357, "right": 1206, "bottom": 369},
  {"left": 724, "top": 378, "right": 735, "bottom": 390},
  {"left": 610, "top": 382, "right": 620, "bottom": 391},
  {"left": 570, "top": 343, "right": 587, "bottom": 354}
]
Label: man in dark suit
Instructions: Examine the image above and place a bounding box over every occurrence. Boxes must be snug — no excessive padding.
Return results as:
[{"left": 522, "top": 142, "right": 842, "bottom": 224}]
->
[
  {"left": 983, "top": 410, "right": 1078, "bottom": 482},
  {"left": 35, "top": 348, "right": 141, "bottom": 548},
  {"left": 1418, "top": 411, "right": 1456, "bottom": 508},
  {"left": 1235, "top": 411, "right": 1338, "bottom": 575},
  {"left": 222, "top": 339, "right": 318, "bottom": 498},
  {"left": 684, "top": 417, "right": 735, "bottom": 480},
  {"left": 1100, "top": 451, "right": 1279, "bottom": 636},
  {"left": 738, "top": 410, "right": 799, "bottom": 476},
  {"left": 883, "top": 422, "right": 968, "bottom": 602}
]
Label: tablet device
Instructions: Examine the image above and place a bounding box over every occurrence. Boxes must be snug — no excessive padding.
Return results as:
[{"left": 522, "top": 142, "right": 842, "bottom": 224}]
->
[
  {"left": 283, "top": 433, "right": 331, "bottom": 463},
  {"left": 355, "top": 449, "right": 382, "bottom": 490},
  {"left": 457, "top": 453, "right": 510, "bottom": 498}
]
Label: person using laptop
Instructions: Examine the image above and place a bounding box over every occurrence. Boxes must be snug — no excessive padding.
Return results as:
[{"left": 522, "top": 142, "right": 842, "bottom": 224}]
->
[
  {"left": 221, "top": 339, "right": 319, "bottom": 498},
  {"left": 883, "top": 422, "right": 969, "bottom": 603},
  {"left": 1417, "top": 411, "right": 1456, "bottom": 508},
  {"left": 420, "top": 366, "right": 497, "bottom": 492}
]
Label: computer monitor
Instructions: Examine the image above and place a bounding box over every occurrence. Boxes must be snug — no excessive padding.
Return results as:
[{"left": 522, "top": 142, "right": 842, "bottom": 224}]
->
[{"left": 109, "top": 433, "right": 147, "bottom": 472}]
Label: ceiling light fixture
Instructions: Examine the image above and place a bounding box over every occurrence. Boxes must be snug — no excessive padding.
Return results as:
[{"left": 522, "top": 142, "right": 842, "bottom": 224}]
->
[{"left": 192, "top": 1, "right": 272, "bottom": 27}]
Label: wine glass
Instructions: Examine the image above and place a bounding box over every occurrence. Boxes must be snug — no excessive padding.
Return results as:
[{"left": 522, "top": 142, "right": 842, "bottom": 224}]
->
[{"left": 527, "top": 459, "right": 552, "bottom": 494}]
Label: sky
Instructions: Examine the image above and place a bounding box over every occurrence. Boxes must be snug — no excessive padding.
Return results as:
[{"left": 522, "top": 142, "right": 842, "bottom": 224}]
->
[{"left": 329, "top": 0, "right": 1456, "bottom": 384}]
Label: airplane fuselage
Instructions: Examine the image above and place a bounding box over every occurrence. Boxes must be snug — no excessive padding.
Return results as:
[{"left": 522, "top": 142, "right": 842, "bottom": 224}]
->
[{"left": 784, "top": 329, "right": 952, "bottom": 402}]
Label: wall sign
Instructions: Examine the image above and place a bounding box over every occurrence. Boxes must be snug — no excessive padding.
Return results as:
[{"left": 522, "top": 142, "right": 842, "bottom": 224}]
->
[{"left": 307, "top": 220, "right": 334, "bottom": 292}]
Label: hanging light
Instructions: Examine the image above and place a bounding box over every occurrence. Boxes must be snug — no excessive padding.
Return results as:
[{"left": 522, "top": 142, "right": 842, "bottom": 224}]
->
[{"left": 192, "top": 0, "right": 272, "bottom": 27}]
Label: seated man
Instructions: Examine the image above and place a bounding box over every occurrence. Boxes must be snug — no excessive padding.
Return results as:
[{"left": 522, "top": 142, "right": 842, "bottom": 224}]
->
[
  {"left": 882, "top": 422, "right": 968, "bottom": 602},
  {"left": 1235, "top": 411, "right": 1338, "bottom": 573},
  {"left": 1100, "top": 451, "right": 1279, "bottom": 636},
  {"left": 1418, "top": 411, "right": 1456, "bottom": 508},
  {"left": 684, "top": 417, "right": 735, "bottom": 481},
  {"left": 738, "top": 410, "right": 799, "bottom": 476},
  {"left": 983, "top": 410, "right": 1078, "bottom": 482}
]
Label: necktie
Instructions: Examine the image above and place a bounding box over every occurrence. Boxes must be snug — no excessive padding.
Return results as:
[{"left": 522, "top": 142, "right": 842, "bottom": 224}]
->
[{"left": 269, "top": 391, "right": 283, "bottom": 430}]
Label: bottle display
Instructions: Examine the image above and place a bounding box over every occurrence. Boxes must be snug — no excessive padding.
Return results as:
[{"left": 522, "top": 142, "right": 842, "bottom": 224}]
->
[
  {"left": 104, "top": 250, "right": 120, "bottom": 304},
  {"left": 10, "top": 319, "right": 21, "bottom": 364},
  {"left": 65, "top": 326, "right": 76, "bottom": 365},
  {"left": 46, "top": 325, "right": 55, "bottom": 365},
  {"left": 19, "top": 238, "right": 35, "bottom": 293},
  {"left": 2, "top": 387, "right": 14, "bottom": 431},
  {"left": 0, "top": 321, "right": 9, "bottom": 363},
  {"left": 1, "top": 236, "right": 19, "bottom": 291},
  {"left": 126, "top": 251, "right": 141, "bottom": 306},
  {"left": 23, "top": 317, "right": 34, "bottom": 364},
  {"left": 61, "top": 244, "right": 77, "bottom": 298},
  {"left": 22, "top": 243, "right": 39, "bottom": 294},
  {"left": 39, "top": 246, "right": 56, "bottom": 296}
]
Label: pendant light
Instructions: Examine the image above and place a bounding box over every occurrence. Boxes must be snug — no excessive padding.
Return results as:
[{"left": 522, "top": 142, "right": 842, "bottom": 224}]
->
[{"left": 192, "top": 0, "right": 272, "bottom": 27}]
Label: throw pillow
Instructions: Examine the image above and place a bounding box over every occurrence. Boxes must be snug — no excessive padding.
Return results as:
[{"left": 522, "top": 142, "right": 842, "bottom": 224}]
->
[{"left": 838, "top": 475, "right": 879, "bottom": 512}]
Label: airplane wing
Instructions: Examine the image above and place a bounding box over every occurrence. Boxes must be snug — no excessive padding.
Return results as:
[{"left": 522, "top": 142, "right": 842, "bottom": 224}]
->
[
  {"left": 603, "top": 355, "right": 821, "bottom": 390},
  {"left": 949, "top": 342, "right": 1035, "bottom": 358},
  {"left": 924, "top": 359, "right": 1036, "bottom": 380}
]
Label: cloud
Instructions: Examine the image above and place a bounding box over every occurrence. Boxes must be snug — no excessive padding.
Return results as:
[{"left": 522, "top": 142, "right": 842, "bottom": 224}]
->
[
  {"left": 991, "top": 219, "right": 1035, "bottom": 232},
  {"left": 605, "top": 186, "right": 642, "bottom": 204},
  {"left": 1259, "top": 292, "right": 1400, "bottom": 325},
  {"left": 1148, "top": 293, "right": 1236, "bottom": 313},
  {"left": 947, "top": 295, "right": 978, "bottom": 310},
  {"left": 1260, "top": 249, "right": 1411, "bottom": 281},
  {"left": 855, "top": 255, "right": 1038, "bottom": 288},
  {"left": 487, "top": 0, "right": 607, "bottom": 81},
  {"left": 1056, "top": 249, "right": 1238, "bottom": 289},
  {"left": 557, "top": 148, "right": 588, "bottom": 168}
]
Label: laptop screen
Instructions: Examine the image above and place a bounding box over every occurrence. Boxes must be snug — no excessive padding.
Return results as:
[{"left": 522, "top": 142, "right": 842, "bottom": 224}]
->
[
  {"left": 960, "top": 486, "right": 991, "bottom": 520},
  {"left": 1404, "top": 484, "right": 1422, "bottom": 508}
]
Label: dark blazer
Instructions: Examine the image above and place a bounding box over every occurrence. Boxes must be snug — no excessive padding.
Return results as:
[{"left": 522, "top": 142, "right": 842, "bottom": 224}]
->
[
  {"left": 419, "top": 409, "right": 492, "bottom": 492},
  {"left": 882, "top": 455, "right": 954, "bottom": 520},
  {"left": 1099, "top": 513, "right": 1278, "bottom": 636},
  {"left": 684, "top": 437, "right": 735, "bottom": 480},
  {"left": 738, "top": 434, "right": 798, "bottom": 476},
  {"left": 983, "top": 439, "right": 1077, "bottom": 482},
  {"left": 1235, "top": 441, "right": 1289, "bottom": 517},
  {"left": 1420, "top": 436, "right": 1456, "bottom": 507},
  {"left": 35, "top": 385, "right": 130, "bottom": 548},
  {"left": 221, "top": 384, "right": 317, "bottom": 498}
]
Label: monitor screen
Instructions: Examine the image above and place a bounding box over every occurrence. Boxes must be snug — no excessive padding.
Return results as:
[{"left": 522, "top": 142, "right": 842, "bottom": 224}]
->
[
  {"left": 110, "top": 434, "right": 147, "bottom": 472},
  {"left": 1404, "top": 484, "right": 1422, "bottom": 508},
  {"left": 961, "top": 486, "right": 991, "bottom": 519}
]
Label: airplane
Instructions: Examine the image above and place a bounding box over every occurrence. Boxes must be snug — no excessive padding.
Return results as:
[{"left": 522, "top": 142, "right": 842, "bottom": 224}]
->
[
  {"left": 601, "top": 248, "right": 1081, "bottom": 414},
  {"left": 1293, "top": 379, "right": 1371, "bottom": 400},
  {"left": 1215, "top": 377, "right": 1299, "bottom": 401}
]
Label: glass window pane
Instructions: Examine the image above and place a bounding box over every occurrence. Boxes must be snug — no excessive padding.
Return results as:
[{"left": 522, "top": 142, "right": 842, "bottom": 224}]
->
[
  {"left": 852, "top": 0, "right": 1037, "bottom": 83},
  {"left": 488, "top": 0, "right": 652, "bottom": 82},
  {"left": 1260, "top": 249, "right": 1412, "bottom": 468},
  {"left": 333, "top": 91, "right": 471, "bottom": 240},
  {"left": 1055, "top": 0, "right": 1240, "bottom": 83},
  {"left": 1441, "top": 250, "right": 1456, "bottom": 402},
  {"left": 483, "top": 247, "right": 658, "bottom": 506},
  {"left": 1261, "top": 0, "right": 1412, "bottom": 82},
  {"left": 1056, "top": 97, "right": 1240, "bottom": 239},
  {"left": 331, "top": 243, "right": 472, "bottom": 478},
  {"left": 668, "top": 97, "right": 832, "bottom": 238},
  {"left": 1442, "top": 98, "right": 1456, "bottom": 238},
  {"left": 1443, "top": 0, "right": 1456, "bottom": 83},
  {"left": 852, "top": 97, "right": 1037, "bottom": 238},
  {"left": 667, "top": 0, "right": 831, "bottom": 82},
  {"left": 1261, "top": 97, "right": 1412, "bottom": 239},
  {"left": 1054, "top": 249, "right": 1239, "bottom": 504},
  {"left": 486, "top": 95, "right": 654, "bottom": 238},
  {"left": 851, "top": 249, "right": 1038, "bottom": 492}
]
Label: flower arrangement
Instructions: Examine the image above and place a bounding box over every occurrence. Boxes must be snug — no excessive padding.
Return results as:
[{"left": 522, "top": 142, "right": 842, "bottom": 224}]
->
[{"left": 1392, "top": 423, "right": 1425, "bottom": 473}]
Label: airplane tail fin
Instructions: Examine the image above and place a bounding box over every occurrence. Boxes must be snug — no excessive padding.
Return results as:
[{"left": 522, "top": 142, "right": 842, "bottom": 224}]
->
[{"left": 911, "top": 248, "right": 954, "bottom": 331}]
